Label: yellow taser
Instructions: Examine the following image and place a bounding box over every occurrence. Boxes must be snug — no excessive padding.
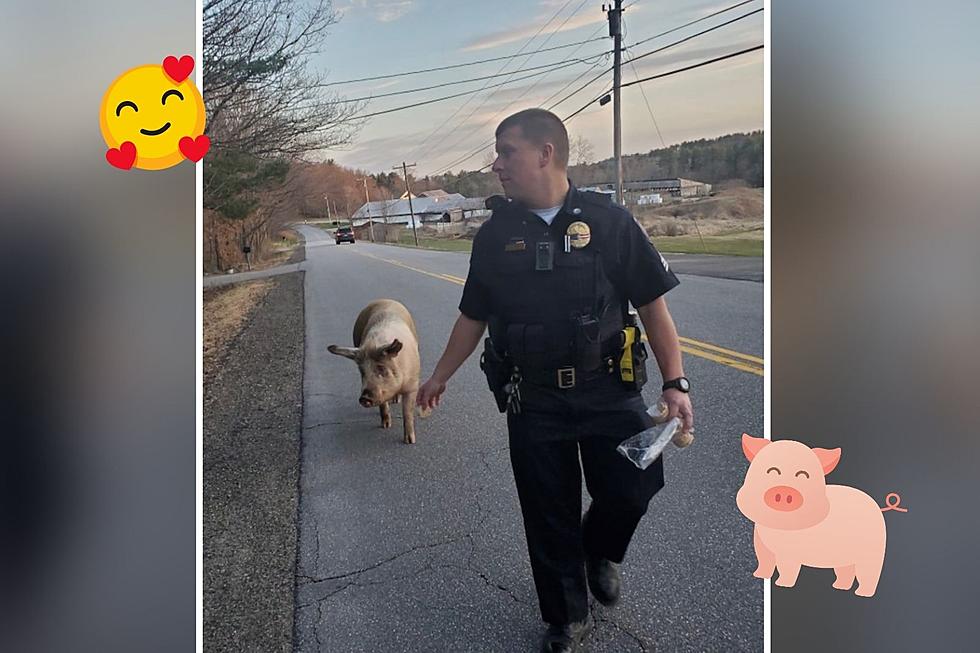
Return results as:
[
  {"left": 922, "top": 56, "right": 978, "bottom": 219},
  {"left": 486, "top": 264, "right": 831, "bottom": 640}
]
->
[{"left": 620, "top": 326, "right": 637, "bottom": 382}]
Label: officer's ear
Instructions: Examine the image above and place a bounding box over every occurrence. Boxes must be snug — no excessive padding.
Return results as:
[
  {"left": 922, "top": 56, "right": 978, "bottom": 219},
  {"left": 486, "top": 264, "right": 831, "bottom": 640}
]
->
[{"left": 539, "top": 142, "right": 555, "bottom": 169}]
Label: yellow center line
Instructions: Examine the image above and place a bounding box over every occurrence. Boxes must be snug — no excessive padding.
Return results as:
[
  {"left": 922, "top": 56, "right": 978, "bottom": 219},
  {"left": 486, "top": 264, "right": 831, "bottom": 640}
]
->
[
  {"left": 344, "top": 247, "right": 763, "bottom": 376},
  {"left": 678, "top": 336, "right": 764, "bottom": 365}
]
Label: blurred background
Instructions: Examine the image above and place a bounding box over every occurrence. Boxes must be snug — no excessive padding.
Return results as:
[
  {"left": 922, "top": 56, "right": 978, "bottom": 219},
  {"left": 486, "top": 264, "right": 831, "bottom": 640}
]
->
[
  {"left": 772, "top": 1, "right": 980, "bottom": 650},
  {"left": 1, "top": 1, "right": 194, "bottom": 652}
]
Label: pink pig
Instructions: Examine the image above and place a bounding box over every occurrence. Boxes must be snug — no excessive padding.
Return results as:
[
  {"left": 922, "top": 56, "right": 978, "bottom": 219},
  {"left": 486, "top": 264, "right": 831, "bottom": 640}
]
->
[{"left": 735, "top": 434, "right": 886, "bottom": 597}]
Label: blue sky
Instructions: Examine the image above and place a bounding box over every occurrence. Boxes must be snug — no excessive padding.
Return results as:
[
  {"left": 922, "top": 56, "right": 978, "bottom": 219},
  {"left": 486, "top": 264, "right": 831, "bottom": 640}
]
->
[{"left": 314, "top": 0, "right": 763, "bottom": 175}]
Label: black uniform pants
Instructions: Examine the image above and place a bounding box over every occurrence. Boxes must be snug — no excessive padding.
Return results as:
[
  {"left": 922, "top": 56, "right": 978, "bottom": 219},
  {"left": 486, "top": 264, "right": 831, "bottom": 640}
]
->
[{"left": 505, "top": 377, "right": 665, "bottom": 625}]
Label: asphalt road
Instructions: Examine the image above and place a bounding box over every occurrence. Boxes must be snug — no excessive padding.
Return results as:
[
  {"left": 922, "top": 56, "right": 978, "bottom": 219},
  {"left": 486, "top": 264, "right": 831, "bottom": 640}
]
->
[{"left": 292, "top": 226, "right": 764, "bottom": 652}]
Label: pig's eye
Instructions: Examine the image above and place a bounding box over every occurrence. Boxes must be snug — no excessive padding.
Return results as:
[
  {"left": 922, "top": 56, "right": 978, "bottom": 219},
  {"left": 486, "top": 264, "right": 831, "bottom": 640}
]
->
[
  {"left": 766, "top": 467, "right": 781, "bottom": 475},
  {"left": 375, "top": 366, "right": 386, "bottom": 376},
  {"left": 795, "top": 470, "right": 809, "bottom": 479}
]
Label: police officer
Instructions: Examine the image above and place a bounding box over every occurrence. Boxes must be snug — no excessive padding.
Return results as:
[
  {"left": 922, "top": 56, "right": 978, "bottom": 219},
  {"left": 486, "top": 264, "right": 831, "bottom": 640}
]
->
[{"left": 418, "top": 109, "right": 693, "bottom": 653}]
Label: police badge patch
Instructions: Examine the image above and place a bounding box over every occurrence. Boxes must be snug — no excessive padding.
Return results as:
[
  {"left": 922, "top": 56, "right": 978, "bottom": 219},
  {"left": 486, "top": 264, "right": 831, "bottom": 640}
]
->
[{"left": 566, "top": 221, "right": 591, "bottom": 249}]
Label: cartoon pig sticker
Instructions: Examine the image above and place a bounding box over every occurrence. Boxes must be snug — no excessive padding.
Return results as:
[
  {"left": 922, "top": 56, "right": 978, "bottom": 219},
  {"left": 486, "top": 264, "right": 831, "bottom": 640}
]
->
[{"left": 735, "top": 434, "right": 887, "bottom": 597}]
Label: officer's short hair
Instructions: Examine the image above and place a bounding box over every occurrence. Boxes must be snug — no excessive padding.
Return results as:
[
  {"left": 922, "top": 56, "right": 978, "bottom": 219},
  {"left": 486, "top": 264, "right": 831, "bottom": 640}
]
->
[{"left": 496, "top": 109, "right": 569, "bottom": 169}]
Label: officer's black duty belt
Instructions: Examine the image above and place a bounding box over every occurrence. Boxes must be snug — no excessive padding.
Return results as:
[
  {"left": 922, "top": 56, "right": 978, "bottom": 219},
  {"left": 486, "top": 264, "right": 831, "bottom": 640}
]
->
[{"left": 517, "top": 356, "right": 618, "bottom": 389}]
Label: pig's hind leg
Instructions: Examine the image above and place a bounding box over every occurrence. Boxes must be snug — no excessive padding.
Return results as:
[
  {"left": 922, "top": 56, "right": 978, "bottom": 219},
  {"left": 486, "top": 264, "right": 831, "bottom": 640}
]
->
[
  {"left": 379, "top": 402, "right": 392, "bottom": 429},
  {"left": 854, "top": 555, "right": 883, "bottom": 597},
  {"left": 753, "top": 527, "right": 776, "bottom": 579},
  {"left": 832, "top": 564, "right": 856, "bottom": 590}
]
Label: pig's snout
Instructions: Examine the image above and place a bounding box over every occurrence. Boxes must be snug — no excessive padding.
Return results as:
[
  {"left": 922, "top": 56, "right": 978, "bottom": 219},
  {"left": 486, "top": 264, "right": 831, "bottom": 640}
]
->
[
  {"left": 764, "top": 485, "right": 804, "bottom": 512},
  {"left": 359, "top": 391, "right": 374, "bottom": 407}
]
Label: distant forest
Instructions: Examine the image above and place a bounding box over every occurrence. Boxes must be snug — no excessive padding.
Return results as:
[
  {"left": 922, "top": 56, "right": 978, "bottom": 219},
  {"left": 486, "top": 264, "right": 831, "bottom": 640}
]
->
[{"left": 425, "top": 131, "right": 763, "bottom": 197}]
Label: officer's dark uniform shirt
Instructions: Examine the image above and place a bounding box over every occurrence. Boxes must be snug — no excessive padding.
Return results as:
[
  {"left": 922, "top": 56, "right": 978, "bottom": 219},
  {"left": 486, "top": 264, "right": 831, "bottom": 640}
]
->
[{"left": 459, "top": 185, "right": 678, "bottom": 363}]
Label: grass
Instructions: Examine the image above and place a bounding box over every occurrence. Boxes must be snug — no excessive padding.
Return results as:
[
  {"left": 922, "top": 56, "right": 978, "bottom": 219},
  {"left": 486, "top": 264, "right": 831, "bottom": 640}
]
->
[
  {"left": 651, "top": 228, "right": 763, "bottom": 257},
  {"left": 204, "top": 280, "right": 274, "bottom": 383},
  {"left": 389, "top": 236, "right": 474, "bottom": 252}
]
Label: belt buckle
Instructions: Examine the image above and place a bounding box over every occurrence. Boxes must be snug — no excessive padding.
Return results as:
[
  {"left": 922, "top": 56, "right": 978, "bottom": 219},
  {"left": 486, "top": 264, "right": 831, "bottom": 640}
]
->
[{"left": 557, "top": 367, "right": 576, "bottom": 389}]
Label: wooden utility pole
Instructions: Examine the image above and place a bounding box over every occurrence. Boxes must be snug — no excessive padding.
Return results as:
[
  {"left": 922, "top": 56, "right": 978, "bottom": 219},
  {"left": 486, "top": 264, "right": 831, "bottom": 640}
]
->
[
  {"left": 393, "top": 161, "right": 419, "bottom": 246},
  {"left": 324, "top": 195, "right": 332, "bottom": 223},
  {"left": 361, "top": 178, "right": 375, "bottom": 242},
  {"left": 605, "top": 0, "right": 624, "bottom": 205}
]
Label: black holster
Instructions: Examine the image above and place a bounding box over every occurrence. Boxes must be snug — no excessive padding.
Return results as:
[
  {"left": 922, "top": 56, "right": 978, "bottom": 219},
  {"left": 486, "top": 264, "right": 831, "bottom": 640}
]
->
[{"left": 479, "top": 337, "right": 511, "bottom": 413}]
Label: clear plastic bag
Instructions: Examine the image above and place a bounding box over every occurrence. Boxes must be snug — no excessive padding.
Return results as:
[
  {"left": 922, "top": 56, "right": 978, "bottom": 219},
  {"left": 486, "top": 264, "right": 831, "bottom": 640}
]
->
[{"left": 617, "top": 417, "right": 681, "bottom": 470}]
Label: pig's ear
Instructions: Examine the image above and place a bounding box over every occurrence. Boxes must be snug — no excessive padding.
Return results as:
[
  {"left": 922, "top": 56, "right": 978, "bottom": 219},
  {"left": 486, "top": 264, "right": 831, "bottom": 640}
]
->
[
  {"left": 327, "top": 345, "right": 359, "bottom": 360},
  {"left": 812, "top": 447, "right": 841, "bottom": 475},
  {"left": 741, "top": 433, "right": 770, "bottom": 462},
  {"left": 383, "top": 339, "right": 403, "bottom": 357}
]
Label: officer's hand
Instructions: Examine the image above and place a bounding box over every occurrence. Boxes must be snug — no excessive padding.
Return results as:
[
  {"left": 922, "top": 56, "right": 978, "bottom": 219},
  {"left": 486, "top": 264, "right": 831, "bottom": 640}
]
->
[
  {"left": 663, "top": 388, "right": 694, "bottom": 434},
  {"left": 417, "top": 376, "right": 447, "bottom": 410}
]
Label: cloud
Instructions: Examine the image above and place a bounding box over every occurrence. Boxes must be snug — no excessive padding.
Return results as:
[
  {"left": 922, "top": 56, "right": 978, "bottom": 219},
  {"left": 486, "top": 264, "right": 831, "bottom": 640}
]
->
[
  {"left": 461, "top": 10, "right": 607, "bottom": 52},
  {"left": 334, "top": 1, "right": 416, "bottom": 23}
]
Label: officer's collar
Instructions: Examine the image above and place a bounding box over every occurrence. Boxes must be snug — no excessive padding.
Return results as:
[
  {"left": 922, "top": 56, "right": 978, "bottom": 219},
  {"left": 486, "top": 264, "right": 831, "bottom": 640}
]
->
[{"left": 560, "top": 180, "right": 585, "bottom": 219}]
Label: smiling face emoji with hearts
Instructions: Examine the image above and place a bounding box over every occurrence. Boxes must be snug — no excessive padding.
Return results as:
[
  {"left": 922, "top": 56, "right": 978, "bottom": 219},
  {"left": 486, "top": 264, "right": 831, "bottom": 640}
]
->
[{"left": 100, "top": 56, "right": 208, "bottom": 170}]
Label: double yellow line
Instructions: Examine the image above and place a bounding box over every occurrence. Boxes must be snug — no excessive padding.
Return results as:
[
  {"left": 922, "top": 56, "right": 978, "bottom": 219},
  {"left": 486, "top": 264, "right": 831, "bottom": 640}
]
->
[{"left": 344, "top": 247, "right": 763, "bottom": 377}]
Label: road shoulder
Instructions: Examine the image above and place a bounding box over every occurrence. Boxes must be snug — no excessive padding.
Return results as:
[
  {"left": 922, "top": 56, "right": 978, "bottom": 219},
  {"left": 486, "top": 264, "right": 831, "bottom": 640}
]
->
[{"left": 204, "top": 271, "right": 305, "bottom": 652}]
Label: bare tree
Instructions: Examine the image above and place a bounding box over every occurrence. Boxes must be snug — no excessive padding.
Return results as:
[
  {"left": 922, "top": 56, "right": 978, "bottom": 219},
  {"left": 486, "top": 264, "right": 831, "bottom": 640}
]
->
[
  {"left": 570, "top": 134, "right": 595, "bottom": 166},
  {"left": 482, "top": 148, "right": 497, "bottom": 169},
  {"left": 204, "top": 0, "right": 362, "bottom": 164}
]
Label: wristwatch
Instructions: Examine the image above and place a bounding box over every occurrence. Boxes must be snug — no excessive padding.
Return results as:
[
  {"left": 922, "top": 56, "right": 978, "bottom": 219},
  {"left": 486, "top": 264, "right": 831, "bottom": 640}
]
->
[{"left": 662, "top": 376, "right": 690, "bottom": 393}]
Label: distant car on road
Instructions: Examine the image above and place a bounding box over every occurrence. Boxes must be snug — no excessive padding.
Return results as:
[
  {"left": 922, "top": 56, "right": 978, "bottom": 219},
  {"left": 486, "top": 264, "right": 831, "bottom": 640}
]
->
[{"left": 335, "top": 226, "right": 355, "bottom": 244}]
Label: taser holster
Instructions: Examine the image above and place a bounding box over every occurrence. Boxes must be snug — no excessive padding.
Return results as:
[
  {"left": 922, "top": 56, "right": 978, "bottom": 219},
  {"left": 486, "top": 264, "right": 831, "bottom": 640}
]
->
[{"left": 619, "top": 312, "right": 649, "bottom": 391}]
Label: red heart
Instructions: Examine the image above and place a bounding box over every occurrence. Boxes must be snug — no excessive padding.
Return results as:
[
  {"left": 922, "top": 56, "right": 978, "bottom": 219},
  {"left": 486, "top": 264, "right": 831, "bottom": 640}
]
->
[
  {"left": 106, "top": 142, "right": 137, "bottom": 170},
  {"left": 179, "top": 135, "right": 210, "bottom": 162},
  {"left": 163, "top": 55, "right": 194, "bottom": 83}
]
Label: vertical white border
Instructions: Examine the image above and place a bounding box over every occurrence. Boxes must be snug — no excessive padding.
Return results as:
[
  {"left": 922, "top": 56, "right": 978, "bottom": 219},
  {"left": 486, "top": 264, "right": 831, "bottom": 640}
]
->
[
  {"left": 196, "top": 0, "right": 204, "bottom": 650},
  {"left": 763, "top": 1, "right": 772, "bottom": 652}
]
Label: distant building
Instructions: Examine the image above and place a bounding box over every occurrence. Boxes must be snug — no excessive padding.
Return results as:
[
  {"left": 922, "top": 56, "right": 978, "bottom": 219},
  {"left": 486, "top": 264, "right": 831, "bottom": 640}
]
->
[
  {"left": 584, "top": 178, "right": 712, "bottom": 204},
  {"left": 351, "top": 193, "right": 489, "bottom": 228}
]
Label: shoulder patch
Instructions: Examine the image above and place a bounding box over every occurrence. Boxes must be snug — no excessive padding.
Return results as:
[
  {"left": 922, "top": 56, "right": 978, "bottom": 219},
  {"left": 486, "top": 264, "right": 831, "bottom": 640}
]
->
[
  {"left": 485, "top": 194, "right": 510, "bottom": 211},
  {"left": 579, "top": 190, "right": 613, "bottom": 206}
]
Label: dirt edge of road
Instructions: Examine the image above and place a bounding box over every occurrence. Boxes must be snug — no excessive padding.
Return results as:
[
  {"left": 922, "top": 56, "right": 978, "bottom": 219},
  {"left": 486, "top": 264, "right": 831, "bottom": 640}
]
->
[{"left": 204, "top": 271, "right": 305, "bottom": 652}]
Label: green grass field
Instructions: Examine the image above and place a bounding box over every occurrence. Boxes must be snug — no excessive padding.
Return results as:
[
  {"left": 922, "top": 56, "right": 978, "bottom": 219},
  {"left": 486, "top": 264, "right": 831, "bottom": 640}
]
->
[
  {"left": 651, "top": 229, "right": 763, "bottom": 257},
  {"left": 391, "top": 236, "right": 474, "bottom": 252}
]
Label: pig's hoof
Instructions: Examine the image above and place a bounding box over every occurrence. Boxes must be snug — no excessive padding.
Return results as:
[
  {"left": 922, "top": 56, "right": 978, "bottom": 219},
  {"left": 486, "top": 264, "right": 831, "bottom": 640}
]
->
[
  {"left": 753, "top": 567, "right": 773, "bottom": 579},
  {"left": 381, "top": 417, "right": 392, "bottom": 429},
  {"left": 854, "top": 586, "right": 876, "bottom": 598},
  {"left": 403, "top": 433, "right": 416, "bottom": 445},
  {"left": 833, "top": 579, "right": 854, "bottom": 590},
  {"left": 774, "top": 578, "right": 797, "bottom": 588}
]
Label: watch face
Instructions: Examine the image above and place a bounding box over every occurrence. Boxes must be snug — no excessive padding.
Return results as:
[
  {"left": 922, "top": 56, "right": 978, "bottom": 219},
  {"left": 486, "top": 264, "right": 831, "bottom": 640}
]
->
[{"left": 679, "top": 377, "right": 690, "bottom": 392}]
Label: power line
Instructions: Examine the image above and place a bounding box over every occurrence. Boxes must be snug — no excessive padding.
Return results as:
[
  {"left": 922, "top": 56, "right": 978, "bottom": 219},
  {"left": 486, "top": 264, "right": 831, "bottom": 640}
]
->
[
  {"left": 621, "top": 6, "right": 763, "bottom": 68},
  {"left": 627, "top": 0, "right": 759, "bottom": 50},
  {"left": 328, "top": 58, "right": 594, "bottom": 123},
  {"left": 406, "top": 0, "right": 581, "bottom": 162},
  {"left": 545, "top": 4, "right": 763, "bottom": 114},
  {"left": 315, "top": 54, "right": 608, "bottom": 106},
  {"left": 621, "top": 44, "right": 764, "bottom": 88},
  {"left": 319, "top": 36, "right": 610, "bottom": 88},
  {"left": 623, "top": 17, "right": 666, "bottom": 149},
  {"left": 396, "top": 5, "right": 766, "bottom": 175},
  {"left": 427, "top": 2, "right": 605, "bottom": 175}
]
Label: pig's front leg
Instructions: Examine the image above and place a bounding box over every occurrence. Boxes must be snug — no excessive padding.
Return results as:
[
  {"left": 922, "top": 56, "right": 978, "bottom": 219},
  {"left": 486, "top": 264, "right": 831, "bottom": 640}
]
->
[
  {"left": 379, "top": 402, "right": 392, "bottom": 429},
  {"left": 832, "top": 564, "right": 856, "bottom": 590},
  {"left": 773, "top": 558, "right": 802, "bottom": 588},
  {"left": 752, "top": 527, "right": 776, "bottom": 579},
  {"left": 401, "top": 390, "right": 416, "bottom": 444}
]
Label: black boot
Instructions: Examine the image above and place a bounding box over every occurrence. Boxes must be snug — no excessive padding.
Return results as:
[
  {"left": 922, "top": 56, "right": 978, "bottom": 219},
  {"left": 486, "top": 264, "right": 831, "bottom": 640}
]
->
[
  {"left": 541, "top": 615, "right": 593, "bottom": 653},
  {"left": 585, "top": 554, "right": 622, "bottom": 607}
]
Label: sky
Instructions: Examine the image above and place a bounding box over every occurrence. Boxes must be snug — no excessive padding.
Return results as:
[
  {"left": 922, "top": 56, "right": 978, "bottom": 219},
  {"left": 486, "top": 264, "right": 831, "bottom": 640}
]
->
[{"left": 313, "top": 0, "right": 764, "bottom": 176}]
